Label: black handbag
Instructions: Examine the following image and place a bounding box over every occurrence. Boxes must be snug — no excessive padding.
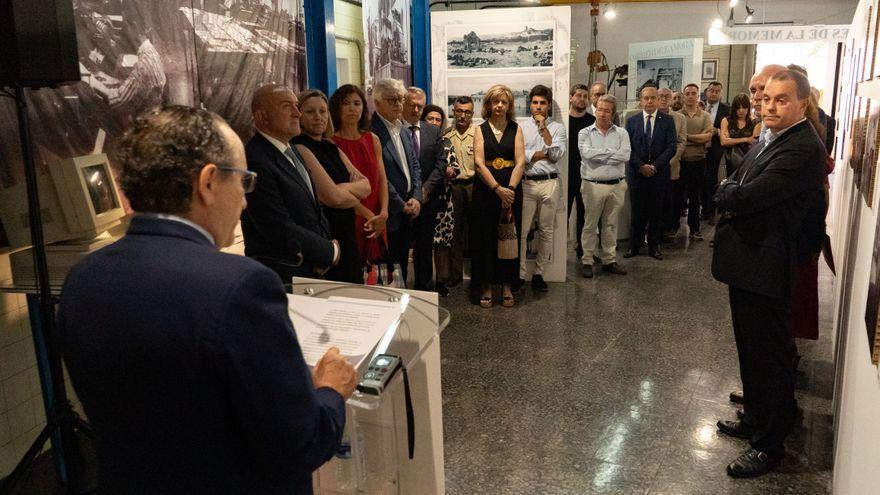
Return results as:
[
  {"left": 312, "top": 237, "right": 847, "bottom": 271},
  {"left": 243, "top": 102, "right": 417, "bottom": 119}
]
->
[{"left": 711, "top": 220, "right": 788, "bottom": 299}]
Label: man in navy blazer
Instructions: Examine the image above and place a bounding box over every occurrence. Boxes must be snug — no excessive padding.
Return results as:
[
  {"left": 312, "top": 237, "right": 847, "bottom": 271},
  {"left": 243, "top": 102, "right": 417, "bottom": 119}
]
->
[
  {"left": 711, "top": 71, "right": 826, "bottom": 478},
  {"left": 402, "top": 86, "right": 447, "bottom": 291},
  {"left": 241, "top": 85, "right": 340, "bottom": 284},
  {"left": 58, "top": 106, "right": 356, "bottom": 494},
  {"left": 370, "top": 78, "right": 423, "bottom": 285},
  {"left": 624, "top": 86, "right": 677, "bottom": 259}
]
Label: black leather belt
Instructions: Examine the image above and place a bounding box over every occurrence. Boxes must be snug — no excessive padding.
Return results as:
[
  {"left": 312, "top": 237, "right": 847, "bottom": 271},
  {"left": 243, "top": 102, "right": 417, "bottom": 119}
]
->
[
  {"left": 525, "top": 172, "right": 558, "bottom": 181},
  {"left": 584, "top": 178, "right": 625, "bottom": 185},
  {"left": 451, "top": 177, "right": 473, "bottom": 185}
]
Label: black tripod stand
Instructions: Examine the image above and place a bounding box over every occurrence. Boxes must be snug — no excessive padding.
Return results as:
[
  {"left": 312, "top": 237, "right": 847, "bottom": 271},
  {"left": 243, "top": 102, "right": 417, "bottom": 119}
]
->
[{"left": 0, "top": 84, "right": 93, "bottom": 495}]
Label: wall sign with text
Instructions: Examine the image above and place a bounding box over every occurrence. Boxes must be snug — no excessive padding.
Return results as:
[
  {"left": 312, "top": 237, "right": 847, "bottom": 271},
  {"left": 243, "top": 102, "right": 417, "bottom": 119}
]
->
[{"left": 708, "top": 25, "right": 851, "bottom": 45}]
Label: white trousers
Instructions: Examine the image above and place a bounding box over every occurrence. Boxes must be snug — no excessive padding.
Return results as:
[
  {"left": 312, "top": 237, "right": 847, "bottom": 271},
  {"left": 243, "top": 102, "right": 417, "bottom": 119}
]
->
[
  {"left": 580, "top": 179, "right": 627, "bottom": 265},
  {"left": 520, "top": 178, "right": 559, "bottom": 277}
]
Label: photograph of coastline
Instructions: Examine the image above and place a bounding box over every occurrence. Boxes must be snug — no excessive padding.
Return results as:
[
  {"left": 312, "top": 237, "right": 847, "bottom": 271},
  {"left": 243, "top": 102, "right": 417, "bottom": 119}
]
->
[{"left": 446, "top": 22, "right": 554, "bottom": 69}]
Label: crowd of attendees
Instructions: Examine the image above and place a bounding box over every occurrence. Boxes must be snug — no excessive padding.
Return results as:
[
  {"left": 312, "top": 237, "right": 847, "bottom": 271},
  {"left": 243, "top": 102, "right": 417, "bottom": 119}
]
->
[{"left": 239, "top": 65, "right": 834, "bottom": 310}]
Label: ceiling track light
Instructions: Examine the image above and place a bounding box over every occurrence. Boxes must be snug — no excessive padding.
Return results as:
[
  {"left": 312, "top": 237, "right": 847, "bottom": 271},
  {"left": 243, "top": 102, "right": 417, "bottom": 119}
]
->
[
  {"left": 745, "top": 3, "right": 755, "bottom": 23},
  {"left": 604, "top": 4, "right": 617, "bottom": 19}
]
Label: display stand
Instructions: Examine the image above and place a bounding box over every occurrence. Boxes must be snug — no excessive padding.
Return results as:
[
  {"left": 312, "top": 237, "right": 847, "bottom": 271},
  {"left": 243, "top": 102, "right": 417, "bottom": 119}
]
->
[{"left": 289, "top": 278, "right": 447, "bottom": 495}]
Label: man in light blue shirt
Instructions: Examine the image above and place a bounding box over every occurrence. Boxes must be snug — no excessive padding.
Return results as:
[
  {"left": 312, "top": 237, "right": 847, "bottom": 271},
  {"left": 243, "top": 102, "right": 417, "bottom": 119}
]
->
[
  {"left": 519, "top": 85, "right": 566, "bottom": 291},
  {"left": 578, "top": 95, "right": 631, "bottom": 278}
]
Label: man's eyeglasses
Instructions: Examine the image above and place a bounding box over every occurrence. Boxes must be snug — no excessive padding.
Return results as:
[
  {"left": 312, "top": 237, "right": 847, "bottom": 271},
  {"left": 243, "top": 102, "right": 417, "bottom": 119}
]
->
[
  {"left": 217, "top": 166, "right": 257, "bottom": 193},
  {"left": 383, "top": 96, "right": 405, "bottom": 105}
]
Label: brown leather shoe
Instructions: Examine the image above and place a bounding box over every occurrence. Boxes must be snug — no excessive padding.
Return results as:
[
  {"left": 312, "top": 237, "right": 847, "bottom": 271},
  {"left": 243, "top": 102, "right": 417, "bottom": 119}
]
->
[{"left": 602, "top": 262, "right": 627, "bottom": 275}]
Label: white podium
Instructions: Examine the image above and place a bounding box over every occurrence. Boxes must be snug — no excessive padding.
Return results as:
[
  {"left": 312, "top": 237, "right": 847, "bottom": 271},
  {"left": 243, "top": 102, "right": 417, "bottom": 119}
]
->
[{"left": 289, "top": 278, "right": 448, "bottom": 495}]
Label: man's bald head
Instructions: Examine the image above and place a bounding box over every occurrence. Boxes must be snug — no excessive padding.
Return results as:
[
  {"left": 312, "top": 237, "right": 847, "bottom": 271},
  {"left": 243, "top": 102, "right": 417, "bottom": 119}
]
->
[
  {"left": 251, "top": 84, "right": 300, "bottom": 141},
  {"left": 251, "top": 84, "right": 293, "bottom": 114},
  {"left": 750, "top": 64, "right": 786, "bottom": 116}
]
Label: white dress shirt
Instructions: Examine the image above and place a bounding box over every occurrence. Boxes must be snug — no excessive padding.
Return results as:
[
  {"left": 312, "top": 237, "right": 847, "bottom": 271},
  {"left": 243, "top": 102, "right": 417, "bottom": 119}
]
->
[
  {"left": 151, "top": 213, "right": 215, "bottom": 246},
  {"left": 521, "top": 117, "right": 567, "bottom": 176},
  {"left": 378, "top": 114, "right": 412, "bottom": 192},
  {"left": 578, "top": 124, "right": 631, "bottom": 181}
]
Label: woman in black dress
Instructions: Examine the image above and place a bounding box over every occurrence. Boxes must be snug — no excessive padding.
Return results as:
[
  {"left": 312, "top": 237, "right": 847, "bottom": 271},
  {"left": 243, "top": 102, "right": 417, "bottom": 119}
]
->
[
  {"left": 470, "top": 85, "right": 526, "bottom": 308},
  {"left": 293, "top": 89, "right": 372, "bottom": 283},
  {"left": 720, "top": 93, "right": 758, "bottom": 176}
]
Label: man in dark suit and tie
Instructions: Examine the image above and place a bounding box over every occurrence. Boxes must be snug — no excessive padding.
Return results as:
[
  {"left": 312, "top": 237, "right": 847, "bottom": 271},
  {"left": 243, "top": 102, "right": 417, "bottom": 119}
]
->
[
  {"left": 624, "top": 86, "right": 677, "bottom": 259},
  {"left": 241, "top": 84, "right": 342, "bottom": 284},
  {"left": 59, "top": 106, "right": 357, "bottom": 494},
  {"left": 402, "top": 86, "right": 446, "bottom": 291},
  {"left": 703, "top": 81, "right": 730, "bottom": 221},
  {"left": 370, "top": 78, "right": 423, "bottom": 286},
  {"left": 712, "top": 70, "right": 826, "bottom": 478}
]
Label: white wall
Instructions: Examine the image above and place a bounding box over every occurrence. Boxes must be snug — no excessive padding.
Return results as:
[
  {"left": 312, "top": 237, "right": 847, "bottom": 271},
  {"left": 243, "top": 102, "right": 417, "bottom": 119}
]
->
[{"left": 829, "top": 0, "right": 880, "bottom": 491}]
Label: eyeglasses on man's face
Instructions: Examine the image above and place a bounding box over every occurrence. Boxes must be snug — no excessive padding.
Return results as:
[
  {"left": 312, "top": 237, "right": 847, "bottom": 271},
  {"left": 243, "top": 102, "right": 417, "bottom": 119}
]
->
[
  {"left": 217, "top": 166, "right": 257, "bottom": 193},
  {"left": 383, "top": 96, "right": 405, "bottom": 105}
]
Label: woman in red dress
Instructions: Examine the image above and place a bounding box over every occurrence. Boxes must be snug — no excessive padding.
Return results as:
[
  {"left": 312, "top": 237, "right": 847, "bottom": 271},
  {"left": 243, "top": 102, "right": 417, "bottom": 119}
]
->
[{"left": 329, "top": 84, "right": 389, "bottom": 270}]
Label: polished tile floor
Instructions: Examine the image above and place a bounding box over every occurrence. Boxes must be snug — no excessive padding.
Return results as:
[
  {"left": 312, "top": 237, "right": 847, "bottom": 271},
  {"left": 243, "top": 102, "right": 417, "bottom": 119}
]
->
[{"left": 439, "top": 227, "right": 835, "bottom": 494}]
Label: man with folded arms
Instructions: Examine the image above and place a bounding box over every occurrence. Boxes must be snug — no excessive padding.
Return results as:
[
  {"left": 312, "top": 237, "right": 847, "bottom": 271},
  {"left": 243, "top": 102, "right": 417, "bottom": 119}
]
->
[
  {"left": 519, "top": 84, "right": 566, "bottom": 291},
  {"left": 712, "top": 70, "right": 826, "bottom": 478}
]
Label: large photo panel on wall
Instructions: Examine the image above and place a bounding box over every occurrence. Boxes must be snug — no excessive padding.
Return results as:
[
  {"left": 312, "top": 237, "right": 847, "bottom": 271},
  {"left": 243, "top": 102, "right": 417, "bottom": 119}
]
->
[
  {"left": 0, "top": 0, "right": 308, "bottom": 246},
  {"left": 431, "top": 6, "right": 571, "bottom": 282},
  {"left": 363, "top": 0, "right": 412, "bottom": 102}
]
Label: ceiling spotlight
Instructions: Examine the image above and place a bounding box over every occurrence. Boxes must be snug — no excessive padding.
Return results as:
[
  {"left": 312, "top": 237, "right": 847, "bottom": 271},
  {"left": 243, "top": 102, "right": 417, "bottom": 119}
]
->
[
  {"left": 711, "top": 17, "right": 724, "bottom": 29},
  {"left": 605, "top": 8, "right": 617, "bottom": 19},
  {"left": 730, "top": 0, "right": 738, "bottom": 6},
  {"left": 745, "top": 4, "right": 755, "bottom": 23}
]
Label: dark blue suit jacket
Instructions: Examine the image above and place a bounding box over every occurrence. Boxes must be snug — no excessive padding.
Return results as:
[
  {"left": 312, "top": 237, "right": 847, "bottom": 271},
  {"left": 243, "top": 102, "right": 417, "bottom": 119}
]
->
[
  {"left": 59, "top": 216, "right": 345, "bottom": 494},
  {"left": 242, "top": 132, "right": 334, "bottom": 282},
  {"left": 415, "top": 122, "right": 447, "bottom": 208},
  {"left": 713, "top": 120, "right": 826, "bottom": 297},
  {"left": 625, "top": 111, "right": 677, "bottom": 188},
  {"left": 370, "top": 112, "right": 423, "bottom": 232}
]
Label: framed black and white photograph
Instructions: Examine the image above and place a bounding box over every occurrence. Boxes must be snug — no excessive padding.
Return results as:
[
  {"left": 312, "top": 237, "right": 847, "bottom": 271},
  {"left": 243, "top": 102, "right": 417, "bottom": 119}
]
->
[
  {"left": 0, "top": 0, "right": 307, "bottom": 196},
  {"left": 363, "top": 0, "right": 412, "bottom": 91},
  {"left": 865, "top": 209, "right": 880, "bottom": 365},
  {"left": 635, "top": 58, "right": 683, "bottom": 97},
  {"left": 861, "top": 99, "right": 880, "bottom": 206},
  {"left": 446, "top": 72, "right": 554, "bottom": 122},
  {"left": 701, "top": 59, "right": 719, "bottom": 80},
  {"left": 445, "top": 22, "right": 554, "bottom": 69}
]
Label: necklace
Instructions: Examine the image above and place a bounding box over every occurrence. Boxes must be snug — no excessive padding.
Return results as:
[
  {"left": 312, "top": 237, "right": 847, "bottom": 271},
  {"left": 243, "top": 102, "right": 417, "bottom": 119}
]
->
[{"left": 489, "top": 121, "right": 505, "bottom": 135}]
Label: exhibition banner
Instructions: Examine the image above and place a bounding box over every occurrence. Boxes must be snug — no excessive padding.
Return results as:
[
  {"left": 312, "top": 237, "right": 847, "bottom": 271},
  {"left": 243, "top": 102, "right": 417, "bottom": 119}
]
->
[
  {"left": 708, "top": 25, "right": 851, "bottom": 45},
  {"left": 0, "top": 0, "right": 307, "bottom": 247}
]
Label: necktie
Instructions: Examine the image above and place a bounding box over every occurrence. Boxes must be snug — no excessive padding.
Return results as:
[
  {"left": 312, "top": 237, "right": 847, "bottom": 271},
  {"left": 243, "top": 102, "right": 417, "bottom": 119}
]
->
[
  {"left": 645, "top": 114, "right": 653, "bottom": 141},
  {"left": 410, "top": 125, "right": 420, "bottom": 158},
  {"left": 283, "top": 147, "right": 315, "bottom": 200}
]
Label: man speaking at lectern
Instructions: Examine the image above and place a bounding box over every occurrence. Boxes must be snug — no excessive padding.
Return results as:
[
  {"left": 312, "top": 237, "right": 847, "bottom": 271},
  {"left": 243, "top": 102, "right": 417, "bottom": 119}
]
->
[{"left": 58, "top": 106, "right": 356, "bottom": 494}]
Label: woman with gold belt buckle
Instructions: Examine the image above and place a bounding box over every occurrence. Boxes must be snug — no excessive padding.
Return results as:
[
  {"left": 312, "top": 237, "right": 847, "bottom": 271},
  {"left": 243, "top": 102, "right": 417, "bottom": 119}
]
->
[{"left": 469, "top": 84, "right": 526, "bottom": 308}]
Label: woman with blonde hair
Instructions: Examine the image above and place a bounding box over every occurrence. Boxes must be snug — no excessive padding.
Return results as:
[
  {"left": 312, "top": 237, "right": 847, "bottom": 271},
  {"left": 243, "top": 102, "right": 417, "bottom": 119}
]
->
[
  {"left": 292, "top": 89, "right": 372, "bottom": 283},
  {"left": 470, "top": 84, "right": 526, "bottom": 307}
]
